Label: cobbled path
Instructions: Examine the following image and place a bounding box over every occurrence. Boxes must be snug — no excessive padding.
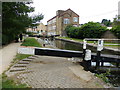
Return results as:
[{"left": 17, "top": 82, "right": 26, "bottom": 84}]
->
[{"left": 13, "top": 56, "right": 109, "bottom": 88}]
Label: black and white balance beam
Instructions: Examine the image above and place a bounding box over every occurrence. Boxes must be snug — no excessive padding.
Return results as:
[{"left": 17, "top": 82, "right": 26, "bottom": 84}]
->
[
  {"left": 18, "top": 46, "right": 83, "bottom": 58},
  {"left": 18, "top": 46, "right": 120, "bottom": 62}
]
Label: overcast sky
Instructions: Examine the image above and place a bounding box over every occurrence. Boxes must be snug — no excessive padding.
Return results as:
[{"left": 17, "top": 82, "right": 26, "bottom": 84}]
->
[{"left": 32, "top": 0, "right": 120, "bottom": 25}]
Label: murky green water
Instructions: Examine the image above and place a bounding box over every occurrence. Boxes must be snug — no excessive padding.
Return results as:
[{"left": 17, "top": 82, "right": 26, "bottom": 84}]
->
[{"left": 54, "top": 39, "right": 119, "bottom": 55}]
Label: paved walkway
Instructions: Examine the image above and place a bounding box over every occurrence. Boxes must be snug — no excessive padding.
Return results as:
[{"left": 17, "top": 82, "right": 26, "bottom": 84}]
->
[
  {"left": 6, "top": 55, "right": 111, "bottom": 88},
  {"left": 0, "top": 42, "right": 21, "bottom": 74},
  {"left": 3, "top": 38, "right": 111, "bottom": 88}
]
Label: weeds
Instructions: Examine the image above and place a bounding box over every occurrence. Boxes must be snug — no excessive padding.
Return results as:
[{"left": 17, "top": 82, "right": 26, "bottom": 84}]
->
[{"left": 95, "top": 70, "right": 111, "bottom": 83}]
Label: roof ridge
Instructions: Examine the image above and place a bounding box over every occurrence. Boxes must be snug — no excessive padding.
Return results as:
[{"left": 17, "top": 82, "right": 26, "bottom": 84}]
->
[{"left": 47, "top": 8, "right": 79, "bottom": 22}]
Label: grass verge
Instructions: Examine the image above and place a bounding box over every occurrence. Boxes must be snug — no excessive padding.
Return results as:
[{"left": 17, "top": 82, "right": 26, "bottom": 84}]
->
[
  {"left": 2, "top": 54, "right": 32, "bottom": 89},
  {"left": 2, "top": 73, "right": 28, "bottom": 88},
  {"left": 12, "top": 54, "right": 32, "bottom": 63},
  {"left": 21, "top": 37, "right": 41, "bottom": 47},
  {"left": 1, "top": 37, "right": 36, "bottom": 88}
]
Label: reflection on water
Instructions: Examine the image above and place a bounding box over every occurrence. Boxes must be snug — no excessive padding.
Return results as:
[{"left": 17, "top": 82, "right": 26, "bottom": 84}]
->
[
  {"left": 55, "top": 40, "right": 83, "bottom": 51},
  {"left": 54, "top": 39, "right": 118, "bottom": 55}
]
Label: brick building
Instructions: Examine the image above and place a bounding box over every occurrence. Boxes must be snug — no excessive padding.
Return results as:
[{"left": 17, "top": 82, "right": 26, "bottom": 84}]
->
[
  {"left": 47, "top": 8, "right": 79, "bottom": 36},
  {"left": 37, "top": 23, "right": 47, "bottom": 36},
  {"left": 26, "top": 23, "right": 47, "bottom": 36}
]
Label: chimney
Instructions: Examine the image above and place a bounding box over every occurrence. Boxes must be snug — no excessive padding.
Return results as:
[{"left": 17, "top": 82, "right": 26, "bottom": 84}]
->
[{"left": 56, "top": 10, "right": 65, "bottom": 15}]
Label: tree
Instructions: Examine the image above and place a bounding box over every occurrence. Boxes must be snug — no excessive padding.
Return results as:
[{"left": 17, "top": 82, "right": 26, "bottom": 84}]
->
[
  {"left": 2, "top": 2, "right": 43, "bottom": 45},
  {"left": 111, "top": 16, "right": 120, "bottom": 39},
  {"left": 101, "top": 19, "right": 112, "bottom": 27},
  {"left": 113, "top": 16, "right": 120, "bottom": 26},
  {"left": 65, "top": 22, "right": 107, "bottom": 39},
  {"left": 65, "top": 25, "right": 81, "bottom": 38},
  {"left": 81, "top": 22, "right": 107, "bottom": 38},
  {"left": 111, "top": 26, "right": 120, "bottom": 39}
]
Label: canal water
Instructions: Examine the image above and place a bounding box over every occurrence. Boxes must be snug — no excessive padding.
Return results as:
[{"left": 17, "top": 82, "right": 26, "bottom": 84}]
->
[
  {"left": 39, "top": 38, "right": 120, "bottom": 87},
  {"left": 54, "top": 39, "right": 119, "bottom": 55}
]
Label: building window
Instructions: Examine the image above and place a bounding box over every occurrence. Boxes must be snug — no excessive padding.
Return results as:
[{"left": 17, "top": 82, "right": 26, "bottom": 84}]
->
[
  {"left": 73, "top": 17, "right": 78, "bottom": 22},
  {"left": 52, "top": 26, "right": 56, "bottom": 30},
  {"left": 64, "top": 18, "right": 70, "bottom": 24}
]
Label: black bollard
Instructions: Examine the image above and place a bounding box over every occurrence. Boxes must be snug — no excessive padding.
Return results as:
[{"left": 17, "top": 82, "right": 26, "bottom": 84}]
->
[
  {"left": 83, "top": 39, "right": 87, "bottom": 61},
  {"left": 96, "top": 51, "right": 101, "bottom": 68},
  {"left": 96, "top": 39, "right": 104, "bottom": 69}
]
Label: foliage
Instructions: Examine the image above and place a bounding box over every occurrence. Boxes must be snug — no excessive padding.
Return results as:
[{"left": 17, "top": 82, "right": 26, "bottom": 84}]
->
[
  {"left": 12, "top": 54, "right": 32, "bottom": 63},
  {"left": 81, "top": 22, "right": 107, "bottom": 38},
  {"left": 111, "top": 26, "right": 120, "bottom": 39},
  {"left": 95, "top": 70, "right": 111, "bottom": 83},
  {"left": 2, "top": 74, "right": 28, "bottom": 88},
  {"left": 111, "top": 16, "right": 120, "bottom": 39},
  {"left": 21, "top": 38, "right": 42, "bottom": 47},
  {"left": 65, "top": 22, "right": 107, "bottom": 39},
  {"left": 2, "top": 53, "right": 32, "bottom": 88},
  {"left": 101, "top": 19, "right": 112, "bottom": 26},
  {"left": 2, "top": 2, "right": 43, "bottom": 45},
  {"left": 113, "top": 16, "right": 120, "bottom": 26}
]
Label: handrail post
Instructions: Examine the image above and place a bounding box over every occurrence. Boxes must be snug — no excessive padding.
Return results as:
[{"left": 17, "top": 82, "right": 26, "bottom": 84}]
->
[
  {"left": 83, "top": 39, "right": 87, "bottom": 61},
  {"left": 96, "top": 39, "right": 104, "bottom": 69}
]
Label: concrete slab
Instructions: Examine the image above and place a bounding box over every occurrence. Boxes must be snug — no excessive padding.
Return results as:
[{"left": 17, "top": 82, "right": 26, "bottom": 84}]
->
[{"left": 69, "top": 65, "right": 94, "bottom": 82}]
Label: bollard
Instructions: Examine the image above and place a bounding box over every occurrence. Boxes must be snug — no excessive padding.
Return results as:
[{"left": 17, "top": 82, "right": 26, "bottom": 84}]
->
[
  {"left": 116, "top": 62, "right": 119, "bottom": 67},
  {"left": 85, "top": 49, "right": 91, "bottom": 61},
  {"left": 84, "top": 49, "right": 91, "bottom": 70},
  {"left": 96, "top": 39, "right": 104, "bottom": 69},
  {"left": 83, "top": 39, "right": 87, "bottom": 61}
]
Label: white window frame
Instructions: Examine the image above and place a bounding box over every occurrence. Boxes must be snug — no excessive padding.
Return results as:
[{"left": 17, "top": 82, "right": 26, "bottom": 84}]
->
[
  {"left": 73, "top": 17, "right": 78, "bottom": 22},
  {"left": 52, "top": 26, "right": 56, "bottom": 30},
  {"left": 64, "top": 18, "right": 70, "bottom": 24}
]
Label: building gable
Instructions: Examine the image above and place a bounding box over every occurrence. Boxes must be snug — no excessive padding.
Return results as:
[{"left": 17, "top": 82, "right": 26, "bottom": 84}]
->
[{"left": 58, "top": 8, "right": 79, "bottom": 18}]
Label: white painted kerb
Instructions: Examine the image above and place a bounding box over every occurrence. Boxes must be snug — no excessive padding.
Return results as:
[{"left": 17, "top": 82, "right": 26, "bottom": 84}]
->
[{"left": 18, "top": 47, "right": 35, "bottom": 55}]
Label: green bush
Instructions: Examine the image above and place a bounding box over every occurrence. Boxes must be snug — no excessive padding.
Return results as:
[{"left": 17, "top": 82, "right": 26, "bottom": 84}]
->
[
  {"left": 111, "top": 26, "right": 120, "bottom": 39},
  {"left": 81, "top": 22, "right": 107, "bottom": 38},
  {"left": 65, "top": 25, "right": 83, "bottom": 39},
  {"left": 65, "top": 22, "right": 107, "bottom": 39}
]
